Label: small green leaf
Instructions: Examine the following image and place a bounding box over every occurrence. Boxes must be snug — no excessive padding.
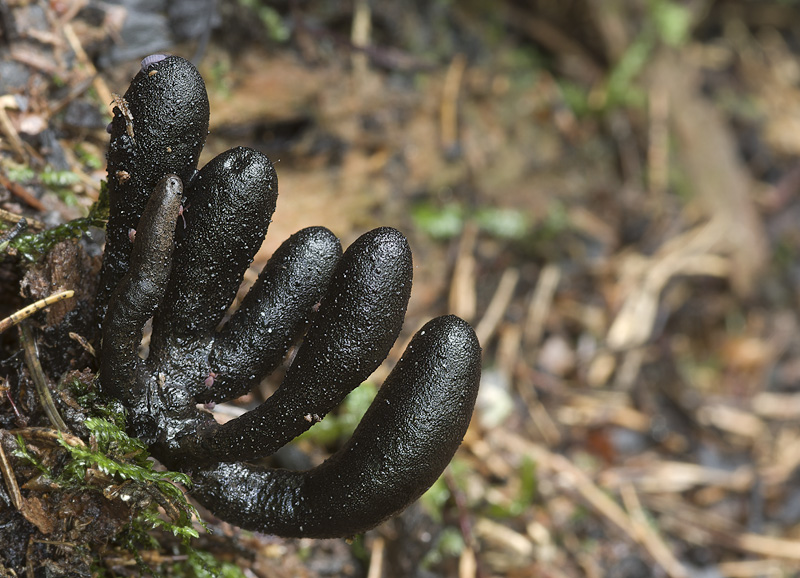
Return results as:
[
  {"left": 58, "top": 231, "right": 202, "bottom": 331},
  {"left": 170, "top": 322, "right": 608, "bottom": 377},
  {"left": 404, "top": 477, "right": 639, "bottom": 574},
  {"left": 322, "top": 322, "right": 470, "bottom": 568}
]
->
[
  {"left": 653, "top": 0, "right": 692, "bottom": 47},
  {"left": 411, "top": 202, "right": 464, "bottom": 240},
  {"left": 476, "top": 207, "right": 529, "bottom": 239}
]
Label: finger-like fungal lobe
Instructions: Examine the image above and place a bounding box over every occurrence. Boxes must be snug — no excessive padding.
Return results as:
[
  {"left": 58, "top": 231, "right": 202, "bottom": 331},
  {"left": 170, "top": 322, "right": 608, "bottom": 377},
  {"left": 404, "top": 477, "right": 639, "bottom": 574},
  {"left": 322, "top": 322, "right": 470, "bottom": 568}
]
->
[
  {"left": 97, "top": 55, "right": 209, "bottom": 319},
  {"left": 190, "top": 315, "right": 482, "bottom": 538},
  {"left": 174, "top": 227, "right": 413, "bottom": 466},
  {"left": 100, "top": 175, "right": 183, "bottom": 408},
  {"left": 151, "top": 147, "right": 278, "bottom": 344},
  {"left": 204, "top": 226, "right": 343, "bottom": 402}
]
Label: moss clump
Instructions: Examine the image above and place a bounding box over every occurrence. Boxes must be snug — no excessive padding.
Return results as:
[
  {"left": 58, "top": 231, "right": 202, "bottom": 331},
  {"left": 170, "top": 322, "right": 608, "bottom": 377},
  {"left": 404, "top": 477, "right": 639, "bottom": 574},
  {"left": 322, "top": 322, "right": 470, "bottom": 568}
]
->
[{"left": 7, "top": 180, "right": 109, "bottom": 261}]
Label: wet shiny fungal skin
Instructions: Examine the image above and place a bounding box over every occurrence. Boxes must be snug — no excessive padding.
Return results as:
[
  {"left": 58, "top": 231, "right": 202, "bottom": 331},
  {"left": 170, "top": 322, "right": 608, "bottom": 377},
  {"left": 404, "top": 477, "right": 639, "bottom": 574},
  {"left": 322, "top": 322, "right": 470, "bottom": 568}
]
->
[
  {"left": 97, "top": 54, "right": 209, "bottom": 321},
  {"left": 97, "top": 55, "right": 482, "bottom": 538},
  {"left": 192, "top": 315, "right": 482, "bottom": 538}
]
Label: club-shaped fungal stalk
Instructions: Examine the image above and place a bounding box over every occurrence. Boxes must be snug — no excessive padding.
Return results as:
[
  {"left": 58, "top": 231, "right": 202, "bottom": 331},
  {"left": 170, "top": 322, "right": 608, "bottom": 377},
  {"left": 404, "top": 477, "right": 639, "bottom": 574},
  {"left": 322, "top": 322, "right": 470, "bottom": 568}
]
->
[{"left": 204, "top": 226, "right": 343, "bottom": 403}]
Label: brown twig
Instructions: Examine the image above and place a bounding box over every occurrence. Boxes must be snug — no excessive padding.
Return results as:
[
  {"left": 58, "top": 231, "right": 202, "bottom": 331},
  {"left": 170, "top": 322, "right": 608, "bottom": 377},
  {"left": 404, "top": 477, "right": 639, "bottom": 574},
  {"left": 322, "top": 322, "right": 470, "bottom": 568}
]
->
[
  {"left": 11, "top": 427, "right": 86, "bottom": 448},
  {"left": 441, "top": 53, "right": 466, "bottom": 153},
  {"left": 0, "top": 207, "right": 45, "bottom": 230},
  {"left": 0, "top": 169, "right": 46, "bottom": 212},
  {"left": 68, "top": 331, "right": 96, "bottom": 357}
]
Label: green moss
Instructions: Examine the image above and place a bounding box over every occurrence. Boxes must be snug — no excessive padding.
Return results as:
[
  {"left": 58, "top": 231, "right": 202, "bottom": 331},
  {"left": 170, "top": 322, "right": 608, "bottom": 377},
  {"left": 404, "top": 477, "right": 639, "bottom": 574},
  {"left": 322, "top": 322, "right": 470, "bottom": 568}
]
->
[
  {"left": 235, "top": 0, "right": 289, "bottom": 42},
  {"left": 412, "top": 201, "right": 532, "bottom": 242},
  {"left": 6, "top": 163, "right": 34, "bottom": 183},
  {"left": 421, "top": 526, "right": 465, "bottom": 569},
  {"left": 9, "top": 180, "right": 109, "bottom": 261},
  {"left": 167, "top": 550, "right": 247, "bottom": 578},
  {"left": 75, "top": 144, "right": 104, "bottom": 170},
  {"left": 13, "top": 413, "right": 217, "bottom": 575},
  {"left": 411, "top": 202, "right": 465, "bottom": 240}
]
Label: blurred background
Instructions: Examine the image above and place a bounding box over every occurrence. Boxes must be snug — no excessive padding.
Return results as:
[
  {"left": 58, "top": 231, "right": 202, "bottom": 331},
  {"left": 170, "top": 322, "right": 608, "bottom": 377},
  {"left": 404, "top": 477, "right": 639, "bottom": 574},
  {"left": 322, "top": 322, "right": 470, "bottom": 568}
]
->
[{"left": 3, "top": 0, "right": 800, "bottom": 576}]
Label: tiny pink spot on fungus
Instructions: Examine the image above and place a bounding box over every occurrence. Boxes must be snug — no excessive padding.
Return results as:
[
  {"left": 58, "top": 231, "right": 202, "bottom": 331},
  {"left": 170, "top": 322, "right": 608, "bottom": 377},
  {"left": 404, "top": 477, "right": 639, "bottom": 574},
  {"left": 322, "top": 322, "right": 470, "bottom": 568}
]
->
[{"left": 178, "top": 204, "right": 187, "bottom": 229}]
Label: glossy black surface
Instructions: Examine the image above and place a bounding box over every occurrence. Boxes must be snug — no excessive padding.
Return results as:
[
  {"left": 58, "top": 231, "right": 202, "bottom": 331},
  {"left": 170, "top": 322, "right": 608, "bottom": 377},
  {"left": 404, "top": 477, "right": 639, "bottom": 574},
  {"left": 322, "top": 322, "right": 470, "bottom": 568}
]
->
[
  {"left": 97, "top": 55, "right": 208, "bottom": 320},
  {"left": 191, "top": 316, "right": 481, "bottom": 538}
]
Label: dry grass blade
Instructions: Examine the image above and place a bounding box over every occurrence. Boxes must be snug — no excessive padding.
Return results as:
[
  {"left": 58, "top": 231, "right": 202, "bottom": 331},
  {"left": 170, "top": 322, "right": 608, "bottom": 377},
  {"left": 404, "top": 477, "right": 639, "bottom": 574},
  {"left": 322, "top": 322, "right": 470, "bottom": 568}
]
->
[
  {"left": 366, "top": 536, "right": 384, "bottom": 578},
  {"left": 601, "top": 461, "right": 754, "bottom": 494},
  {"left": 475, "top": 267, "right": 519, "bottom": 346},
  {"left": 648, "top": 494, "right": 800, "bottom": 561},
  {"left": 696, "top": 403, "right": 765, "bottom": 441},
  {"left": 473, "top": 517, "right": 534, "bottom": 571},
  {"left": 61, "top": 23, "right": 113, "bottom": 114},
  {"left": 620, "top": 484, "right": 689, "bottom": 578},
  {"left": 350, "top": 0, "right": 371, "bottom": 80},
  {"left": 752, "top": 392, "right": 800, "bottom": 420},
  {"left": 0, "top": 435, "right": 23, "bottom": 510},
  {"left": 523, "top": 263, "right": 561, "bottom": 348},
  {"left": 607, "top": 219, "right": 730, "bottom": 350},
  {"left": 459, "top": 546, "right": 477, "bottom": 578},
  {"left": 492, "top": 431, "right": 723, "bottom": 576},
  {"left": 449, "top": 221, "right": 478, "bottom": 322},
  {"left": 717, "top": 559, "right": 786, "bottom": 577},
  {"left": 0, "top": 95, "right": 28, "bottom": 162},
  {"left": 441, "top": 53, "right": 467, "bottom": 151},
  {"left": 647, "top": 49, "right": 768, "bottom": 296},
  {"left": 0, "top": 290, "right": 75, "bottom": 334},
  {"left": 18, "top": 323, "right": 69, "bottom": 433},
  {"left": 557, "top": 392, "right": 650, "bottom": 432},
  {"left": 647, "top": 87, "right": 669, "bottom": 196},
  {"left": 492, "top": 431, "right": 637, "bottom": 537}
]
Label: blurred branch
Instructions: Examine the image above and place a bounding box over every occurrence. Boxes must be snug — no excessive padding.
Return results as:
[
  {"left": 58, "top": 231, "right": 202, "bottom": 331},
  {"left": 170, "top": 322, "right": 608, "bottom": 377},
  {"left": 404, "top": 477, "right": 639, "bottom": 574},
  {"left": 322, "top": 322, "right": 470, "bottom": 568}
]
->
[{"left": 646, "top": 49, "right": 768, "bottom": 296}]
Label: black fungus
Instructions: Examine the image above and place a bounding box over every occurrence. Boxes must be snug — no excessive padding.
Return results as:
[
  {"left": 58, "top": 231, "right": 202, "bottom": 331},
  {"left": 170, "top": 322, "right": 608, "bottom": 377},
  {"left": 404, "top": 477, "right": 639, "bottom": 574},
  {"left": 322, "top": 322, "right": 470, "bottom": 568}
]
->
[{"left": 97, "top": 55, "right": 481, "bottom": 538}]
